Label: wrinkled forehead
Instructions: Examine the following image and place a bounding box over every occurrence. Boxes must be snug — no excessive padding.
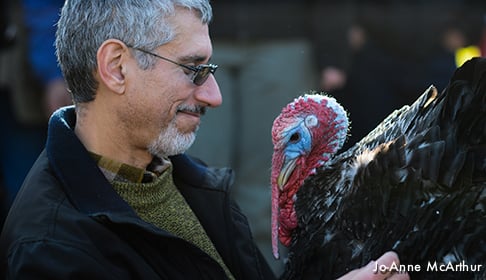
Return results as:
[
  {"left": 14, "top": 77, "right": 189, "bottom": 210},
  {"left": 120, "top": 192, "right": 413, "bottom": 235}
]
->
[{"left": 164, "top": 8, "right": 212, "bottom": 58}]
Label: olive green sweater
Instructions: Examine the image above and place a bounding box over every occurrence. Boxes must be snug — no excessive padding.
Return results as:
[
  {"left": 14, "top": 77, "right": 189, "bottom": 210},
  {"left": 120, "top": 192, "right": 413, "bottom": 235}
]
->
[{"left": 91, "top": 153, "right": 234, "bottom": 279}]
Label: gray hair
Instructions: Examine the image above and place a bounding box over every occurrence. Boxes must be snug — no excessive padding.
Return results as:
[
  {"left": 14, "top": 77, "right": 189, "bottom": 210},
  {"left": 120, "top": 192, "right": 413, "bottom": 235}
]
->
[{"left": 55, "top": 0, "right": 213, "bottom": 103}]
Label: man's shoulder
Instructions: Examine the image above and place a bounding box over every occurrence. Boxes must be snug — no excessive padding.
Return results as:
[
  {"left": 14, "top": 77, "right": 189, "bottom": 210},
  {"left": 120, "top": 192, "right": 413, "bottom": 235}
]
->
[
  {"left": 1, "top": 149, "right": 93, "bottom": 254},
  {"left": 13, "top": 149, "right": 66, "bottom": 212}
]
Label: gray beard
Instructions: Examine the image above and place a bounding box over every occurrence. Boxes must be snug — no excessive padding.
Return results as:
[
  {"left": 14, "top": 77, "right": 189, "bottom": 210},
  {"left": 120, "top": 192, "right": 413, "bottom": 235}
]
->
[{"left": 148, "top": 119, "right": 197, "bottom": 158}]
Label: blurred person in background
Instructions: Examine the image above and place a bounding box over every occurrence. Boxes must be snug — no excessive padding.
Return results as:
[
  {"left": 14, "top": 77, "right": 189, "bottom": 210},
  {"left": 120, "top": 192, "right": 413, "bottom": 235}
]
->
[
  {"left": 0, "top": 0, "right": 17, "bottom": 225},
  {"left": 319, "top": 2, "right": 484, "bottom": 150},
  {"left": 22, "top": 0, "right": 70, "bottom": 117},
  {"left": 0, "top": 0, "right": 68, "bottom": 226}
]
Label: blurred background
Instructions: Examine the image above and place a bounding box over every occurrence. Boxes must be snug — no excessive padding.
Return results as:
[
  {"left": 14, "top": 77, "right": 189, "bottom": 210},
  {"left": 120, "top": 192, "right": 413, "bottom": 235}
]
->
[{"left": 2, "top": 0, "right": 486, "bottom": 276}]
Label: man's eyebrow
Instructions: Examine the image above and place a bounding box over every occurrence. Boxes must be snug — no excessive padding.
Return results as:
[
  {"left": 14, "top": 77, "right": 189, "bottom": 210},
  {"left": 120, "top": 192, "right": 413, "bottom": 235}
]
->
[{"left": 178, "top": 54, "right": 211, "bottom": 64}]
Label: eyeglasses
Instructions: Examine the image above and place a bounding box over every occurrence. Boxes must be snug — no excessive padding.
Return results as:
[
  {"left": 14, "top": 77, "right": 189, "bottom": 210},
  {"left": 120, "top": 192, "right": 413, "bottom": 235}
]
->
[{"left": 129, "top": 46, "right": 218, "bottom": 86}]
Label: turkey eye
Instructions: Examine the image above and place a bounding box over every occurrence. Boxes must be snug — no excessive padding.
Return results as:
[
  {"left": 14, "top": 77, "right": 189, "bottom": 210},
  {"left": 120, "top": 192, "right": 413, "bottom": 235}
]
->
[{"left": 289, "top": 133, "right": 300, "bottom": 143}]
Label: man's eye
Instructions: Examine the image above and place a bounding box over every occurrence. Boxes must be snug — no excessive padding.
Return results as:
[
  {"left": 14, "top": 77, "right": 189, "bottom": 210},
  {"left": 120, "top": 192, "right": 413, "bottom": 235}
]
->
[
  {"left": 182, "top": 68, "right": 193, "bottom": 75},
  {"left": 181, "top": 64, "right": 197, "bottom": 75}
]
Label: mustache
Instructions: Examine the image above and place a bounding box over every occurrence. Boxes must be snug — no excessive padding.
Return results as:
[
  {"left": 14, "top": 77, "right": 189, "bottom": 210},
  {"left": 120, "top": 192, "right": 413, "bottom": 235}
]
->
[{"left": 176, "top": 104, "right": 206, "bottom": 116}]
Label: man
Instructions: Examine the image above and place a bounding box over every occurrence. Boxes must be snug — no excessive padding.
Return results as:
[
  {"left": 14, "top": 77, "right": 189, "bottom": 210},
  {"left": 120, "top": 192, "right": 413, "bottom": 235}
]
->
[{"left": 0, "top": 1, "right": 406, "bottom": 279}]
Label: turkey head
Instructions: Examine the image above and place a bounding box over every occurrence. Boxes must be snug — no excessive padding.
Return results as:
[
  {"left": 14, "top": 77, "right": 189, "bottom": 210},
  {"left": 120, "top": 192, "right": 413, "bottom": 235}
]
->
[{"left": 270, "top": 93, "right": 349, "bottom": 259}]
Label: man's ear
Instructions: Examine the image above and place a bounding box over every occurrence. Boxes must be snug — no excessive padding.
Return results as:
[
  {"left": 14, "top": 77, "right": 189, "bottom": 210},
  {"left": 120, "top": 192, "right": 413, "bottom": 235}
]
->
[{"left": 97, "top": 39, "right": 129, "bottom": 95}]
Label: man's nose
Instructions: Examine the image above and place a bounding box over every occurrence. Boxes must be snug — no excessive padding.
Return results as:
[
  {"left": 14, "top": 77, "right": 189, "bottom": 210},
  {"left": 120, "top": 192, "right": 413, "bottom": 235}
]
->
[{"left": 195, "top": 74, "right": 222, "bottom": 107}]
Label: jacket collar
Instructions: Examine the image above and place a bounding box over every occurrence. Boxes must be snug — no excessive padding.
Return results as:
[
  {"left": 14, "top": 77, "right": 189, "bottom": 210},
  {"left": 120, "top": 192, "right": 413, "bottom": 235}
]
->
[
  {"left": 46, "top": 106, "right": 132, "bottom": 216},
  {"left": 170, "top": 153, "right": 234, "bottom": 193}
]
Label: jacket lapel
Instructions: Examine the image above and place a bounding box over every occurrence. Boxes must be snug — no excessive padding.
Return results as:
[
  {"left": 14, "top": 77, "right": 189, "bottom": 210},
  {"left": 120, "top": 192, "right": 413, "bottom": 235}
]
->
[{"left": 171, "top": 154, "right": 265, "bottom": 279}]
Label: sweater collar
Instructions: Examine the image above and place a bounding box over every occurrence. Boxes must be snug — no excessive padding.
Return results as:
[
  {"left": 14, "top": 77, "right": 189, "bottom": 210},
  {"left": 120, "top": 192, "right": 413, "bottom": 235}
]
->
[{"left": 89, "top": 152, "right": 170, "bottom": 184}]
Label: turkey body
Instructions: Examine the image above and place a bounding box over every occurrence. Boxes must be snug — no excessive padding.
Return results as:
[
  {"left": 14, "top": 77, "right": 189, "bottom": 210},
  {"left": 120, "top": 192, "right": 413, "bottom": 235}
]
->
[{"left": 282, "top": 58, "right": 486, "bottom": 280}]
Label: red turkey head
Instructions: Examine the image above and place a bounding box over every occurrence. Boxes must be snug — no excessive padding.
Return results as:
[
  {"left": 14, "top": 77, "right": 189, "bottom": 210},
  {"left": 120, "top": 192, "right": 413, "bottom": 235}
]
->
[{"left": 270, "top": 93, "right": 349, "bottom": 259}]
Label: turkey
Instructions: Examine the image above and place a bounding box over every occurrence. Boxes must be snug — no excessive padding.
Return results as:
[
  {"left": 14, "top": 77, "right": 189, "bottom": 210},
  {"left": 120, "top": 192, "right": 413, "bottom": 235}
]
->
[{"left": 270, "top": 57, "right": 486, "bottom": 279}]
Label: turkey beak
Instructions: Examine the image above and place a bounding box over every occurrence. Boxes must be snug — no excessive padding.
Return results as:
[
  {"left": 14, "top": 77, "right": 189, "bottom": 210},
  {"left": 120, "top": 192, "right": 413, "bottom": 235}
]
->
[{"left": 277, "top": 158, "right": 298, "bottom": 190}]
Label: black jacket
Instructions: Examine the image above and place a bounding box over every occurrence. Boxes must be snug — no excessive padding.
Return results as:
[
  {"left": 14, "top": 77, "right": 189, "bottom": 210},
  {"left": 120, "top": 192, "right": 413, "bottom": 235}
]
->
[{"left": 0, "top": 107, "right": 276, "bottom": 280}]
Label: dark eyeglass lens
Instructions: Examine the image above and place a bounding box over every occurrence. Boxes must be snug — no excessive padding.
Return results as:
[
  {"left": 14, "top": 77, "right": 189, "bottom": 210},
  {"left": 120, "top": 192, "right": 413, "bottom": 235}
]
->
[
  {"left": 194, "top": 74, "right": 208, "bottom": 86},
  {"left": 193, "top": 67, "right": 212, "bottom": 85}
]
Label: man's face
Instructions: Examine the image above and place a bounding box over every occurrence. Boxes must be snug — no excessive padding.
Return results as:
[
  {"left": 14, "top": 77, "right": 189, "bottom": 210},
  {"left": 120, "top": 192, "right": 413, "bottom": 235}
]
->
[{"left": 121, "top": 8, "right": 221, "bottom": 159}]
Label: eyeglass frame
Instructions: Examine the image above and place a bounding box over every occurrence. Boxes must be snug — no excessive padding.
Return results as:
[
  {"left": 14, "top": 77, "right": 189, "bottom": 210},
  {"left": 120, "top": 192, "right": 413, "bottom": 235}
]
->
[{"left": 127, "top": 45, "right": 218, "bottom": 86}]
